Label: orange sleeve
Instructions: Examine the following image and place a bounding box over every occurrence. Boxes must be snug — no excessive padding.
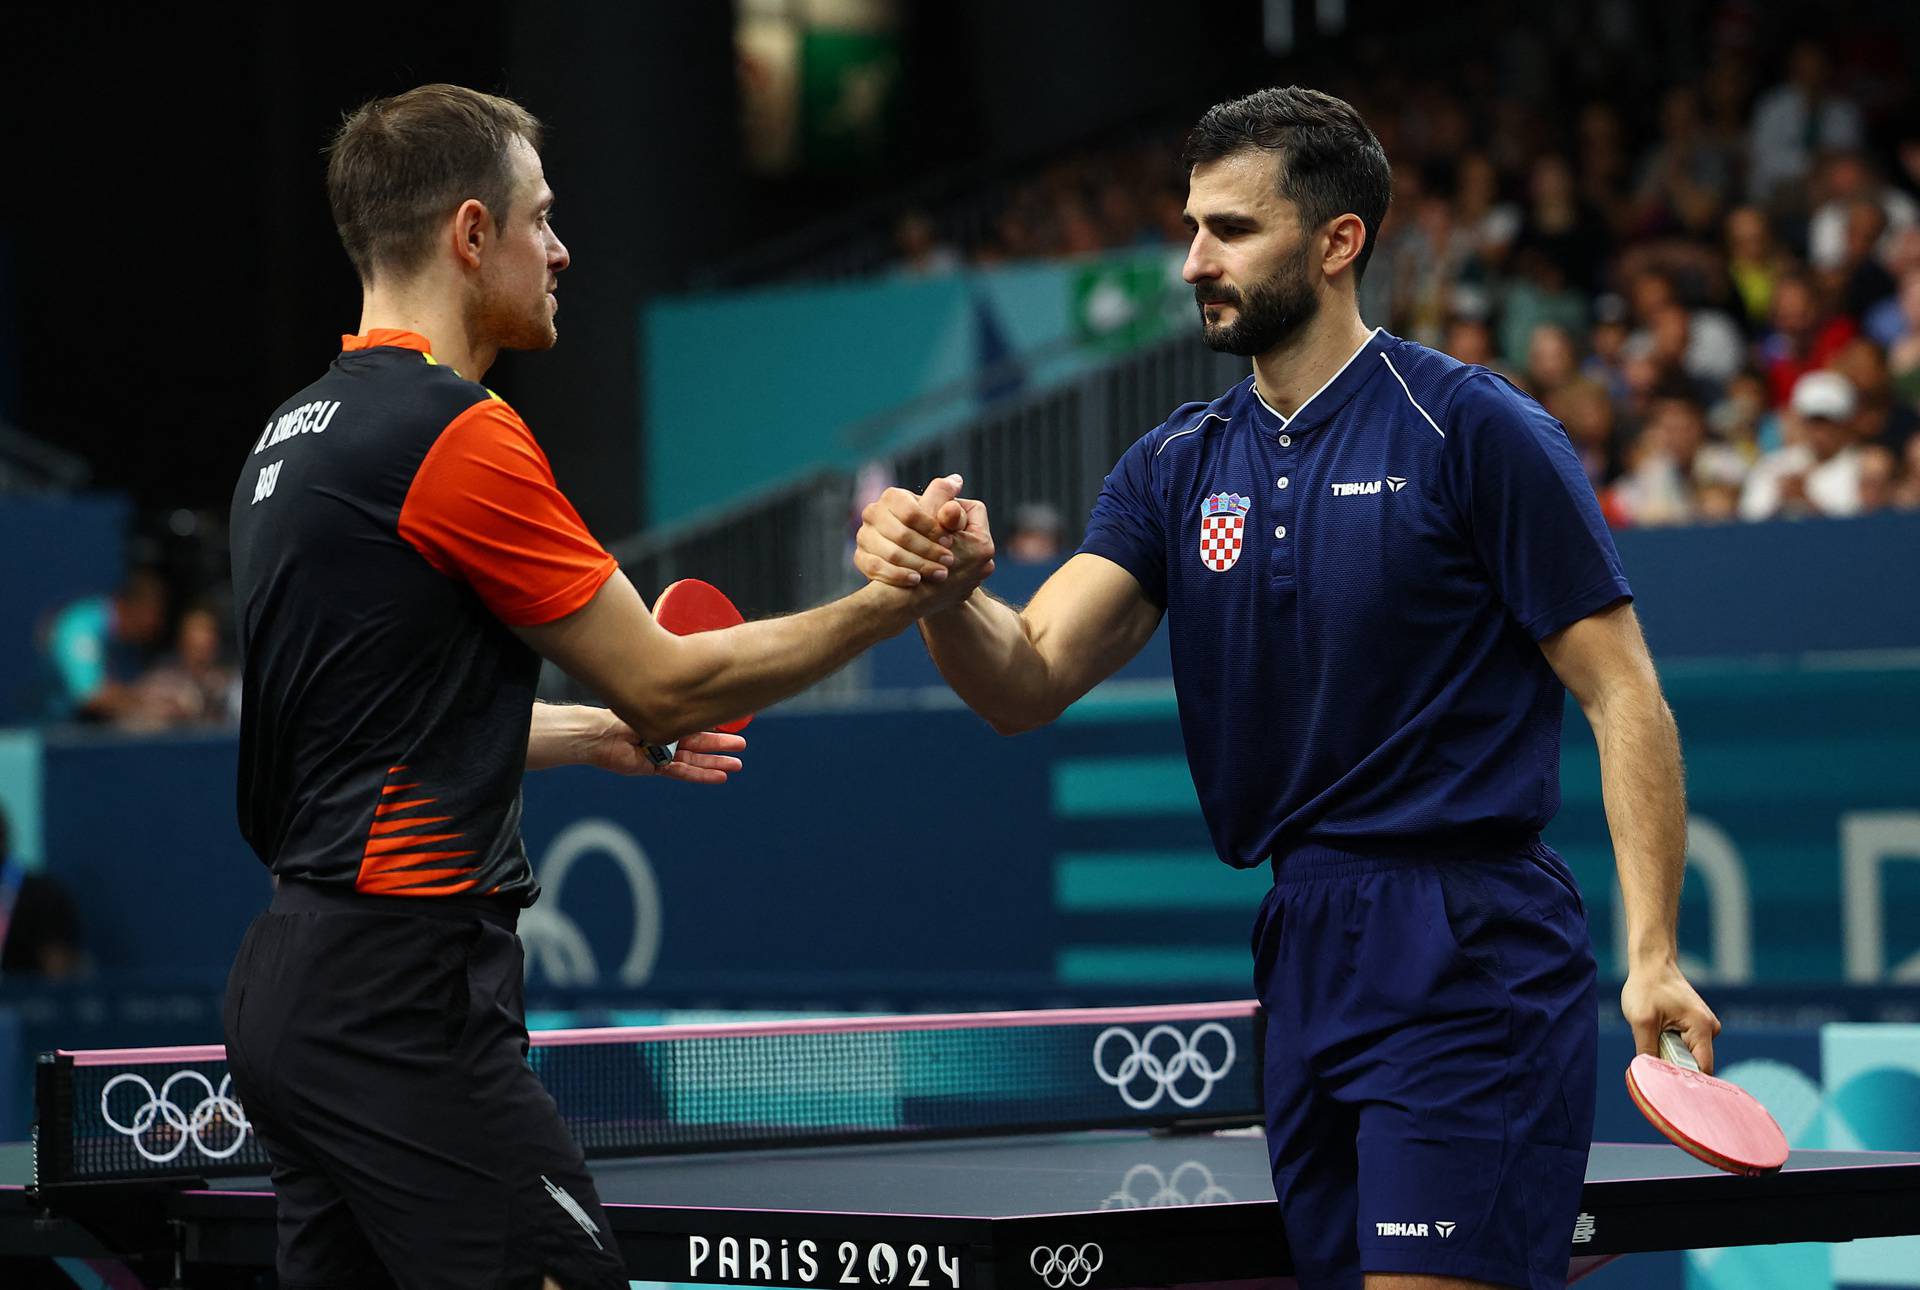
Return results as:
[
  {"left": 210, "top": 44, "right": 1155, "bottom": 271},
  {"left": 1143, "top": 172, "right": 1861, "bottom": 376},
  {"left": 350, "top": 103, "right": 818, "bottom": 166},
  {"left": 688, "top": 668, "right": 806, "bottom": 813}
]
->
[{"left": 398, "top": 399, "right": 618, "bottom": 626}]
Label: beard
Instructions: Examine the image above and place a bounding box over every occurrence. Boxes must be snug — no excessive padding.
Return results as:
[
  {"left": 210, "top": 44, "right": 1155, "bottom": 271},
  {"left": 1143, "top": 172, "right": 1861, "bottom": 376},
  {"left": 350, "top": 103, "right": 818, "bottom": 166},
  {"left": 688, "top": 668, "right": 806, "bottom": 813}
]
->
[
  {"left": 1195, "top": 242, "right": 1320, "bottom": 357},
  {"left": 478, "top": 277, "right": 560, "bottom": 352}
]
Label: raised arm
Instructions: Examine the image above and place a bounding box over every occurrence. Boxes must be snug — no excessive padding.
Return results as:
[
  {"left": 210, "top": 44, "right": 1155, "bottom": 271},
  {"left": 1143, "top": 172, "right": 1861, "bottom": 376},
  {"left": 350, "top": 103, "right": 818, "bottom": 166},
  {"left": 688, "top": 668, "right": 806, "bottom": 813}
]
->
[
  {"left": 1540, "top": 600, "right": 1721, "bottom": 1070},
  {"left": 919, "top": 556, "right": 1161, "bottom": 734},
  {"left": 855, "top": 480, "right": 1162, "bottom": 734}
]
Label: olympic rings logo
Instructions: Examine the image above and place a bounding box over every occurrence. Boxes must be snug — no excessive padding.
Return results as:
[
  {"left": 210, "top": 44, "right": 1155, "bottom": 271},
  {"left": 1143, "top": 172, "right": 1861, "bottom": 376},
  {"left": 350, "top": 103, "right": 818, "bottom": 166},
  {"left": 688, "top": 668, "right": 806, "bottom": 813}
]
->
[
  {"left": 1092, "top": 1022, "right": 1236, "bottom": 1110},
  {"left": 1100, "top": 1161, "right": 1236, "bottom": 1209},
  {"left": 1031, "top": 1243, "right": 1103, "bottom": 1288},
  {"left": 100, "top": 1070, "right": 251, "bottom": 1164}
]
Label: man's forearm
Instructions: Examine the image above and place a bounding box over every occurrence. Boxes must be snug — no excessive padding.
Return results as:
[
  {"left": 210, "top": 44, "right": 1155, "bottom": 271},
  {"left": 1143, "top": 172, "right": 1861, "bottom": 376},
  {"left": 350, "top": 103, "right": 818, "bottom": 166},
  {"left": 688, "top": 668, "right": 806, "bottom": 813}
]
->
[
  {"left": 652, "top": 581, "right": 921, "bottom": 739},
  {"left": 525, "top": 701, "right": 605, "bottom": 771},
  {"left": 919, "top": 591, "right": 1060, "bottom": 734},
  {"left": 1592, "top": 681, "right": 1688, "bottom": 968}
]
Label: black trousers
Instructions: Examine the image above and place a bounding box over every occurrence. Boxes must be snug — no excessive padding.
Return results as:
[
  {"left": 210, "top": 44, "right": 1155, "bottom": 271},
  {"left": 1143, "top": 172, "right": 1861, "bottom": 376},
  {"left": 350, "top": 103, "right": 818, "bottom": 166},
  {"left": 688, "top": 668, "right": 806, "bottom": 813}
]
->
[{"left": 223, "top": 879, "right": 629, "bottom": 1290}]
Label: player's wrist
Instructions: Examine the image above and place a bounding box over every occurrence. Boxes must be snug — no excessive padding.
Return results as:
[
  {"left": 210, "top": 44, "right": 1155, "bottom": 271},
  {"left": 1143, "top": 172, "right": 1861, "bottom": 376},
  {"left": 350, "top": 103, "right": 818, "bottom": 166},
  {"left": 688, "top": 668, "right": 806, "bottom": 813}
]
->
[
  {"left": 545, "top": 703, "right": 619, "bottom": 768},
  {"left": 850, "top": 579, "right": 922, "bottom": 637},
  {"left": 1624, "top": 942, "right": 1680, "bottom": 974}
]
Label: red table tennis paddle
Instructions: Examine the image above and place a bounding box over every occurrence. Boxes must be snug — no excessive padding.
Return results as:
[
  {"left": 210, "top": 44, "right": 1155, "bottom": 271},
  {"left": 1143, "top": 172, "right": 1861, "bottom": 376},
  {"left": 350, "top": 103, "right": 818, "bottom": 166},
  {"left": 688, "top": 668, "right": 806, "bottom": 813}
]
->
[
  {"left": 641, "top": 580, "right": 753, "bottom": 769},
  {"left": 1626, "top": 1030, "right": 1789, "bottom": 1177}
]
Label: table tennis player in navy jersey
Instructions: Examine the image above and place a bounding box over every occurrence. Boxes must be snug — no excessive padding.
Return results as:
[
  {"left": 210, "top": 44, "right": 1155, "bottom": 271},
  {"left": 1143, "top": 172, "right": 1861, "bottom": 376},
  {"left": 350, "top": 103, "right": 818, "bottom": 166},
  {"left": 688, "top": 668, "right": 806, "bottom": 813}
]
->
[
  {"left": 855, "top": 86, "right": 1719, "bottom": 1290},
  {"left": 225, "top": 85, "right": 988, "bottom": 1290}
]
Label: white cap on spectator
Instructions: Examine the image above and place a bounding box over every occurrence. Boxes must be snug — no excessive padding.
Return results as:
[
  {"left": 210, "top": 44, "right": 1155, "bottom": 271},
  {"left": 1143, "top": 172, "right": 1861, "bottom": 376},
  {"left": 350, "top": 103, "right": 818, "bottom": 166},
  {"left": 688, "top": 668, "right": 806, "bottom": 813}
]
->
[{"left": 1790, "top": 370, "right": 1857, "bottom": 421}]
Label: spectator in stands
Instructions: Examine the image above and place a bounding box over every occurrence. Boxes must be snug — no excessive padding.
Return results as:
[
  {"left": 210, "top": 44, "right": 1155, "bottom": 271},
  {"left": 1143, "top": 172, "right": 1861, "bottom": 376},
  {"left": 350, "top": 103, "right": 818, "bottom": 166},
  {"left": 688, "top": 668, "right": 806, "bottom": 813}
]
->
[
  {"left": 1515, "top": 152, "right": 1609, "bottom": 293},
  {"left": 1700, "top": 52, "right": 1754, "bottom": 177},
  {"left": 1454, "top": 151, "right": 1520, "bottom": 272},
  {"left": 1498, "top": 241, "right": 1588, "bottom": 371},
  {"left": 1708, "top": 370, "right": 1772, "bottom": 459},
  {"left": 1899, "top": 434, "right": 1920, "bottom": 509},
  {"left": 1821, "top": 200, "right": 1899, "bottom": 323},
  {"left": 1830, "top": 337, "right": 1919, "bottom": 453},
  {"left": 1740, "top": 370, "right": 1867, "bottom": 519},
  {"left": 132, "top": 602, "right": 239, "bottom": 728},
  {"left": 42, "top": 567, "right": 170, "bottom": 724},
  {"left": 1522, "top": 322, "right": 1579, "bottom": 401},
  {"left": 1887, "top": 272, "right": 1920, "bottom": 400},
  {"left": 1723, "top": 205, "right": 1793, "bottom": 331},
  {"left": 1610, "top": 396, "right": 1745, "bottom": 527},
  {"left": 1547, "top": 377, "right": 1621, "bottom": 490},
  {"left": 1582, "top": 294, "right": 1633, "bottom": 403},
  {"left": 894, "top": 210, "right": 960, "bottom": 277},
  {"left": 1615, "top": 341, "right": 1670, "bottom": 448},
  {"left": 0, "top": 803, "right": 83, "bottom": 980},
  {"left": 1357, "top": 163, "right": 1422, "bottom": 326},
  {"left": 1863, "top": 235, "right": 1920, "bottom": 345},
  {"left": 1759, "top": 274, "right": 1857, "bottom": 407},
  {"left": 1054, "top": 195, "right": 1105, "bottom": 257},
  {"left": 1806, "top": 152, "right": 1919, "bottom": 282},
  {"left": 1632, "top": 87, "right": 1736, "bottom": 238},
  {"left": 1393, "top": 186, "right": 1472, "bottom": 347},
  {"left": 1004, "top": 503, "right": 1066, "bottom": 564},
  {"left": 1609, "top": 413, "right": 1695, "bottom": 528},
  {"left": 1856, "top": 444, "right": 1899, "bottom": 513},
  {"left": 1747, "top": 41, "right": 1865, "bottom": 206},
  {"left": 1577, "top": 101, "right": 1634, "bottom": 238},
  {"left": 1442, "top": 314, "right": 1500, "bottom": 372}
]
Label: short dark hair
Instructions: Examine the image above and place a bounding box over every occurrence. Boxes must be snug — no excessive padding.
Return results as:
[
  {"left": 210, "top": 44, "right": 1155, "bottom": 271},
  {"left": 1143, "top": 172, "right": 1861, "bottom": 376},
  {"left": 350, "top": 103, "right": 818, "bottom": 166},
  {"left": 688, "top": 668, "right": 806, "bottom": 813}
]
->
[
  {"left": 1181, "top": 86, "right": 1392, "bottom": 282},
  {"left": 326, "top": 84, "right": 544, "bottom": 285}
]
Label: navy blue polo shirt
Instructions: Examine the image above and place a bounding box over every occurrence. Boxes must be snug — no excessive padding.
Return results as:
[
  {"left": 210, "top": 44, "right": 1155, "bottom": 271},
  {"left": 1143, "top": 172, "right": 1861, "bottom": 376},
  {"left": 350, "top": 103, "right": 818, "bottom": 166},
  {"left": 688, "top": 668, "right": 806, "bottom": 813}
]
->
[{"left": 1079, "top": 328, "right": 1631, "bottom": 869}]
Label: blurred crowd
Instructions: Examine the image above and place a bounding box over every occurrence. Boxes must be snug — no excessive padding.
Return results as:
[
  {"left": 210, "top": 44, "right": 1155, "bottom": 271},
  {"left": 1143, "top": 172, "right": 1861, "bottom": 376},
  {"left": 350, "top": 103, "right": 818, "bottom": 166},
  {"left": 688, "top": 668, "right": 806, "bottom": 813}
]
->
[
  {"left": 39, "top": 567, "right": 238, "bottom": 732},
  {"left": 889, "top": 19, "right": 1920, "bottom": 528}
]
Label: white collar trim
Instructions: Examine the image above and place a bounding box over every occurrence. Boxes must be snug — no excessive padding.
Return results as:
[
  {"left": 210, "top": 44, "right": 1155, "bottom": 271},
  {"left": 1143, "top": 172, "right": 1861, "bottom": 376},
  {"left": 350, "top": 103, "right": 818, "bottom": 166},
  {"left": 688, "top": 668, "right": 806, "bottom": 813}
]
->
[{"left": 1255, "top": 327, "right": 1385, "bottom": 428}]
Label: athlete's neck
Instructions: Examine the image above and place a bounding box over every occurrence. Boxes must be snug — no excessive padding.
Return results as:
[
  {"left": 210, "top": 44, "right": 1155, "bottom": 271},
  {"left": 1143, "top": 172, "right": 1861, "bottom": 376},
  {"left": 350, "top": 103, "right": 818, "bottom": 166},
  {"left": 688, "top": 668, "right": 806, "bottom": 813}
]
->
[
  {"left": 356, "top": 284, "right": 496, "bottom": 382},
  {"left": 1250, "top": 309, "right": 1376, "bottom": 420}
]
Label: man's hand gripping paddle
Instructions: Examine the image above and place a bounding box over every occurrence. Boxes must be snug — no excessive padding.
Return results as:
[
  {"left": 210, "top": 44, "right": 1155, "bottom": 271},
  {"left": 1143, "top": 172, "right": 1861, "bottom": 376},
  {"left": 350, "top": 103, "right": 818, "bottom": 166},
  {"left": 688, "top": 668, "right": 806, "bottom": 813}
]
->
[
  {"left": 642, "top": 580, "right": 752, "bottom": 770},
  {"left": 1626, "top": 1030, "right": 1789, "bottom": 1176}
]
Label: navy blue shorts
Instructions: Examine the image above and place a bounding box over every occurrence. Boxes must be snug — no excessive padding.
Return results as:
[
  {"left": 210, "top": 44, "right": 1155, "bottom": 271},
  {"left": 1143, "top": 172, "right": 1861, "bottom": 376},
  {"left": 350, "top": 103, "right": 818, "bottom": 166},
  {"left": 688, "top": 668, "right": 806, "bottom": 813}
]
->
[{"left": 1252, "top": 842, "right": 1597, "bottom": 1290}]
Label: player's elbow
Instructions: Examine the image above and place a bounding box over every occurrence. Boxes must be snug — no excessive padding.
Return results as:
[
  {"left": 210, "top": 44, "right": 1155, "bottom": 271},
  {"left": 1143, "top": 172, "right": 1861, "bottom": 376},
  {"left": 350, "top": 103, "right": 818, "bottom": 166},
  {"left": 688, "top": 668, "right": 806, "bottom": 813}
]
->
[
  {"left": 985, "top": 712, "right": 1040, "bottom": 737},
  {"left": 982, "top": 694, "right": 1065, "bottom": 737},
  {"left": 617, "top": 701, "right": 687, "bottom": 748}
]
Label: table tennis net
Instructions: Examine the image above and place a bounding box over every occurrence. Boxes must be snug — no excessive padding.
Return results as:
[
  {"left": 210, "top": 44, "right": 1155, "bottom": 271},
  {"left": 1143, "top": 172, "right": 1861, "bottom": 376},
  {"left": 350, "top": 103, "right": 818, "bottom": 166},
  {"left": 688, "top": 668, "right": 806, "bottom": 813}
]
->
[{"left": 34, "top": 1002, "right": 1261, "bottom": 1186}]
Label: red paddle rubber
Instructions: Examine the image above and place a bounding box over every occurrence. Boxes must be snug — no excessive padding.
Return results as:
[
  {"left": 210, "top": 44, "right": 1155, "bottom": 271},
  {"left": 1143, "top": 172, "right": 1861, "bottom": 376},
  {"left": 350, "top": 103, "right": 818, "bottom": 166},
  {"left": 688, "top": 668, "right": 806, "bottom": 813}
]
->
[{"left": 1626, "top": 1034, "right": 1788, "bottom": 1177}]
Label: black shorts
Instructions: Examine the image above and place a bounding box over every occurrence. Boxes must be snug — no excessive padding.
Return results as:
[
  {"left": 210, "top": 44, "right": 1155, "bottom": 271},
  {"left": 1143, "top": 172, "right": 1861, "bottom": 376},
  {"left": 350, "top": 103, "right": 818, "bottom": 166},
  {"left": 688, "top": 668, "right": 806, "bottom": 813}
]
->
[{"left": 222, "top": 879, "right": 629, "bottom": 1290}]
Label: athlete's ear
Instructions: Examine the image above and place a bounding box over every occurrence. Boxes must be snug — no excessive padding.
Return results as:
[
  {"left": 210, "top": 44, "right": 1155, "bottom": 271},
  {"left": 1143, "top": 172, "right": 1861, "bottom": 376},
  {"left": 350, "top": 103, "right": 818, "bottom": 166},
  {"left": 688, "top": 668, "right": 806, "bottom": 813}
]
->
[
  {"left": 451, "top": 198, "right": 490, "bottom": 271},
  {"left": 1323, "top": 212, "right": 1367, "bottom": 280}
]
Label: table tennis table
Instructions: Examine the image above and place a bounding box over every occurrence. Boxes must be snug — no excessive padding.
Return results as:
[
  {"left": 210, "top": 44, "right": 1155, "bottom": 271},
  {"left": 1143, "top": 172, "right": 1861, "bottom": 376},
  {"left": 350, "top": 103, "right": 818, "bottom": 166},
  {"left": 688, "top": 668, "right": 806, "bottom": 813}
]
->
[{"left": 5, "top": 1002, "right": 1919, "bottom": 1288}]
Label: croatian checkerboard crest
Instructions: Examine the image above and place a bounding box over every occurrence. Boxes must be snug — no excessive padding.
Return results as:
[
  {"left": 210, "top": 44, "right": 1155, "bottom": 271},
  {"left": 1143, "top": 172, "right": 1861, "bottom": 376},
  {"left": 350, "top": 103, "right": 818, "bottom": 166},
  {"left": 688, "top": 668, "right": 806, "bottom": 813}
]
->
[{"left": 1199, "top": 492, "right": 1250, "bottom": 572}]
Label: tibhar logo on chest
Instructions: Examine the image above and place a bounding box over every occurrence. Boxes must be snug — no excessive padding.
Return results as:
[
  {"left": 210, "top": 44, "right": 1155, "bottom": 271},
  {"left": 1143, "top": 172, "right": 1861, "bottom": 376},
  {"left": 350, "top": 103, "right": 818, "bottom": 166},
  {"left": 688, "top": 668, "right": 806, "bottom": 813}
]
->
[
  {"left": 1198, "top": 492, "right": 1251, "bottom": 572},
  {"left": 1330, "top": 476, "right": 1408, "bottom": 497}
]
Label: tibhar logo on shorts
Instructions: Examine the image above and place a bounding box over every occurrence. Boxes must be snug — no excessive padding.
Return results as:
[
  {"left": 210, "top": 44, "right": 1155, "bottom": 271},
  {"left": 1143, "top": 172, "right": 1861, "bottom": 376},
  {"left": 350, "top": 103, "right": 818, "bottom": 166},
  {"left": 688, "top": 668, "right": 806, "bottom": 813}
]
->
[
  {"left": 1198, "top": 492, "right": 1251, "bottom": 572},
  {"left": 1572, "top": 1212, "right": 1598, "bottom": 1244},
  {"left": 541, "top": 1175, "right": 604, "bottom": 1250},
  {"left": 1374, "top": 1219, "right": 1453, "bottom": 1237},
  {"left": 1330, "top": 475, "right": 1408, "bottom": 497}
]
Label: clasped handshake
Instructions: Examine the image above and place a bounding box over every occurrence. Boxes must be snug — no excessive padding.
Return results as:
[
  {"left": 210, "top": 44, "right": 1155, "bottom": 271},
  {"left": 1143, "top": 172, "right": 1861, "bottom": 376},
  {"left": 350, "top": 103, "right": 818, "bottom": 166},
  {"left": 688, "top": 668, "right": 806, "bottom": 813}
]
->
[{"left": 853, "top": 474, "right": 999, "bottom": 611}]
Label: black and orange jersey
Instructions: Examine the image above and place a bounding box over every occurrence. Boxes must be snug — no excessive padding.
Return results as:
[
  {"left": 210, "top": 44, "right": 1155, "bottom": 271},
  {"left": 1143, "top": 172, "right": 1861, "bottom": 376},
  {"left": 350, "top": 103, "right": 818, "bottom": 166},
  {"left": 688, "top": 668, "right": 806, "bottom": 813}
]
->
[{"left": 228, "top": 330, "right": 617, "bottom": 902}]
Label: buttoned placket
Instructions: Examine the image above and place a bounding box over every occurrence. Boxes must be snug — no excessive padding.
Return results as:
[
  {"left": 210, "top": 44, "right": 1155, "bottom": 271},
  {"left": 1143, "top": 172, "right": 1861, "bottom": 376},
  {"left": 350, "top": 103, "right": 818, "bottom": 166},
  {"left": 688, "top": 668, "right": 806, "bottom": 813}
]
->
[{"left": 1268, "top": 422, "right": 1297, "bottom": 582}]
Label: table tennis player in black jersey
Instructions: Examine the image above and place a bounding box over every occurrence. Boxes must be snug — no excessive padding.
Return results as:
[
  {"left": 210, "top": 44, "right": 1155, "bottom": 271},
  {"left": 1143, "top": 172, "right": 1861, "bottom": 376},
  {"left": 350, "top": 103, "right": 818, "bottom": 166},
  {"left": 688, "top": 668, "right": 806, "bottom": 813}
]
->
[{"left": 223, "top": 84, "right": 993, "bottom": 1290}]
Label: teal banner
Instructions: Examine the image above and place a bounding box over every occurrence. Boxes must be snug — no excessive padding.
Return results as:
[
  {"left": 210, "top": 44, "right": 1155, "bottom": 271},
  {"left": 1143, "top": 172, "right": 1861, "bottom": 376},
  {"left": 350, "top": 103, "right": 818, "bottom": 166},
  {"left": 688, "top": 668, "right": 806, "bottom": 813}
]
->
[
  {"left": 1045, "top": 665, "right": 1920, "bottom": 989},
  {"left": 8, "top": 667, "right": 1917, "bottom": 995},
  {"left": 640, "top": 247, "right": 1187, "bottom": 527}
]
